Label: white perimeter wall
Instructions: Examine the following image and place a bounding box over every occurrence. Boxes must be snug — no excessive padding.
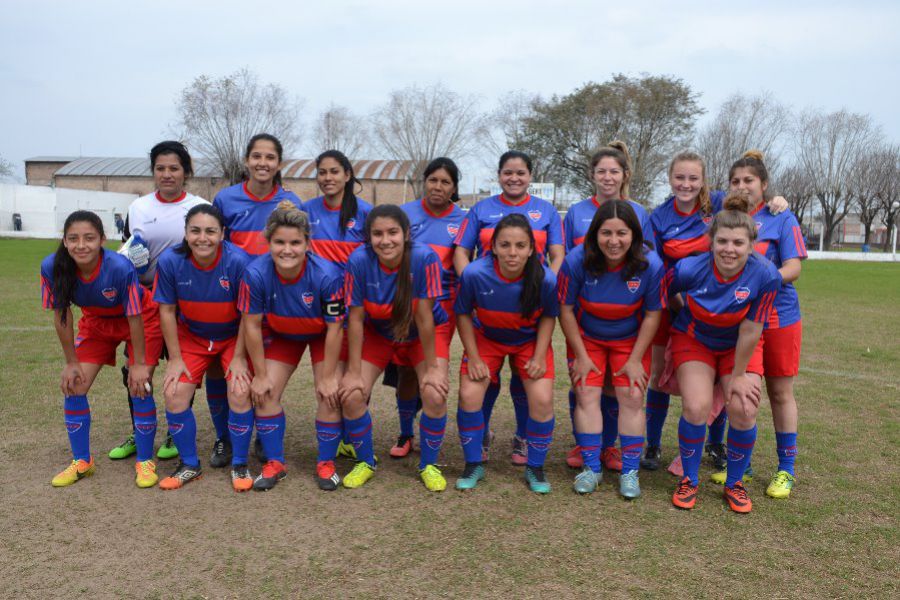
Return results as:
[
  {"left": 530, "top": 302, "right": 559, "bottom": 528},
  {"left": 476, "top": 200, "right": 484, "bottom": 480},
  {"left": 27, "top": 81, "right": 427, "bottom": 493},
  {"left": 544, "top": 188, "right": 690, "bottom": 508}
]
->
[{"left": 0, "top": 184, "right": 137, "bottom": 238}]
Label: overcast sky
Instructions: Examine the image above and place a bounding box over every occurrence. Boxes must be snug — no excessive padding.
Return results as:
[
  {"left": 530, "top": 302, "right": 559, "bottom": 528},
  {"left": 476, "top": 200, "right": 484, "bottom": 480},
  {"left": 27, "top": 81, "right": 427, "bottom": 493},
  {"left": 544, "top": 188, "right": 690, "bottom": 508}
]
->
[{"left": 2, "top": 0, "right": 898, "bottom": 190}]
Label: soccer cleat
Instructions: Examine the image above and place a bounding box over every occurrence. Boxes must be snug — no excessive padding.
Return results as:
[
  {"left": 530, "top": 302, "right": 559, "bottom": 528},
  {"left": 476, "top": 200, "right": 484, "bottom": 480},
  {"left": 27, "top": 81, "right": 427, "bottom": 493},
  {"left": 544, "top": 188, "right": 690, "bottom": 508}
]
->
[
  {"left": 573, "top": 467, "right": 600, "bottom": 494},
  {"left": 254, "top": 437, "right": 267, "bottom": 463},
  {"left": 566, "top": 445, "right": 584, "bottom": 469},
  {"left": 419, "top": 464, "right": 447, "bottom": 492},
  {"left": 766, "top": 470, "right": 795, "bottom": 499},
  {"left": 108, "top": 434, "right": 136, "bottom": 460},
  {"left": 342, "top": 461, "right": 376, "bottom": 489},
  {"left": 709, "top": 465, "right": 754, "bottom": 485},
  {"left": 315, "top": 460, "right": 341, "bottom": 491},
  {"left": 253, "top": 460, "right": 286, "bottom": 491},
  {"left": 600, "top": 447, "right": 623, "bottom": 472},
  {"left": 231, "top": 464, "right": 253, "bottom": 492},
  {"left": 389, "top": 435, "right": 414, "bottom": 459},
  {"left": 135, "top": 459, "right": 159, "bottom": 488},
  {"left": 159, "top": 461, "right": 201, "bottom": 490},
  {"left": 51, "top": 458, "right": 95, "bottom": 487},
  {"left": 511, "top": 435, "right": 528, "bottom": 466},
  {"left": 706, "top": 442, "right": 727, "bottom": 470},
  {"left": 619, "top": 469, "right": 641, "bottom": 499},
  {"left": 455, "top": 463, "right": 485, "bottom": 490},
  {"left": 156, "top": 434, "right": 179, "bottom": 460},
  {"left": 336, "top": 440, "right": 357, "bottom": 460},
  {"left": 481, "top": 429, "right": 495, "bottom": 463},
  {"left": 640, "top": 445, "right": 661, "bottom": 471},
  {"left": 209, "top": 438, "right": 232, "bottom": 469},
  {"left": 724, "top": 480, "right": 753, "bottom": 513},
  {"left": 672, "top": 476, "right": 698, "bottom": 509},
  {"left": 524, "top": 466, "right": 551, "bottom": 494}
]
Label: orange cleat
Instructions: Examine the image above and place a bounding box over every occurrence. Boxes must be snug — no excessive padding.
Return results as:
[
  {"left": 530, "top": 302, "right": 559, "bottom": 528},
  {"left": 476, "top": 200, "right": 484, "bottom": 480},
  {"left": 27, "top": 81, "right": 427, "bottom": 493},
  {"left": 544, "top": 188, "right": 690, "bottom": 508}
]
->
[
  {"left": 389, "top": 435, "right": 414, "bottom": 459},
  {"left": 672, "top": 476, "right": 698, "bottom": 510},
  {"left": 724, "top": 480, "right": 753, "bottom": 513},
  {"left": 566, "top": 446, "right": 583, "bottom": 469},
  {"left": 600, "top": 447, "right": 622, "bottom": 472}
]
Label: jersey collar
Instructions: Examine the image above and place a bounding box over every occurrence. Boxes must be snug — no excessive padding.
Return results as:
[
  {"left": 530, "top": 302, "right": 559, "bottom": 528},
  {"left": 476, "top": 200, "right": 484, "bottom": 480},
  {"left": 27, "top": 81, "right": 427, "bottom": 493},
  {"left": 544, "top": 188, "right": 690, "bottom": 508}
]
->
[
  {"left": 243, "top": 181, "right": 279, "bottom": 202},
  {"left": 499, "top": 193, "right": 530, "bottom": 207},
  {"left": 712, "top": 257, "right": 744, "bottom": 283},
  {"left": 421, "top": 198, "right": 454, "bottom": 218},
  {"left": 750, "top": 201, "right": 766, "bottom": 216},
  {"left": 493, "top": 257, "right": 524, "bottom": 283},
  {"left": 156, "top": 190, "right": 187, "bottom": 204},
  {"left": 190, "top": 244, "right": 222, "bottom": 271},
  {"left": 275, "top": 256, "right": 307, "bottom": 284},
  {"left": 673, "top": 198, "right": 699, "bottom": 217},
  {"left": 77, "top": 250, "right": 104, "bottom": 283}
]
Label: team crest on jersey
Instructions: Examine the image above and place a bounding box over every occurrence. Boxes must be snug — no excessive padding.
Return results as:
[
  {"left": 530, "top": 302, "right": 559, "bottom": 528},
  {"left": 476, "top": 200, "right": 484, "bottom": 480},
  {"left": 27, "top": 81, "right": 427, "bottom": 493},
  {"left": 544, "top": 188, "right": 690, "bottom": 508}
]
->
[
  {"left": 755, "top": 220, "right": 763, "bottom": 231},
  {"left": 527, "top": 210, "right": 542, "bottom": 222},
  {"left": 101, "top": 287, "right": 117, "bottom": 301},
  {"left": 346, "top": 218, "right": 357, "bottom": 229},
  {"left": 302, "top": 291, "right": 314, "bottom": 307},
  {"left": 734, "top": 287, "right": 751, "bottom": 303},
  {"left": 702, "top": 215, "right": 713, "bottom": 225},
  {"left": 218, "top": 276, "right": 230, "bottom": 291},
  {"left": 626, "top": 277, "right": 641, "bottom": 293},
  {"left": 446, "top": 224, "right": 459, "bottom": 237}
]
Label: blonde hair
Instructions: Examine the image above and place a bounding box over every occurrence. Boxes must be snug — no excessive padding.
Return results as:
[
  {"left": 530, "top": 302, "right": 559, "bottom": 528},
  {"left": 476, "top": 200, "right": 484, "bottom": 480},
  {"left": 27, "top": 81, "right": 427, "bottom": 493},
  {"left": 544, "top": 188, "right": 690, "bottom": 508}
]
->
[
  {"left": 668, "top": 150, "right": 712, "bottom": 216},
  {"left": 709, "top": 192, "right": 757, "bottom": 242},
  {"left": 264, "top": 200, "right": 310, "bottom": 241},
  {"left": 590, "top": 140, "right": 632, "bottom": 199}
]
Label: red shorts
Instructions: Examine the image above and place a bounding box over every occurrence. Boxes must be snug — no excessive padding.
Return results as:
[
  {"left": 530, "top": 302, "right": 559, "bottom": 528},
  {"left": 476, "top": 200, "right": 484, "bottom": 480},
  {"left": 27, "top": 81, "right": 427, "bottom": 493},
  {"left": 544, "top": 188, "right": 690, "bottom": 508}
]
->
[
  {"left": 567, "top": 337, "right": 650, "bottom": 388},
  {"left": 361, "top": 322, "right": 453, "bottom": 370},
  {"left": 762, "top": 321, "right": 802, "bottom": 377},
  {"left": 177, "top": 326, "right": 244, "bottom": 384},
  {"left": 652, "top": 309, "right": 672, "bottom": 346},
  {"left": 670, "top": 331, "right": 764, "bottom": 378},
  {"left": 460, "top": 331, "right": 555, "bottom": 384},
  {"left": 74, "top": 306, "right": 163, "bottom": 367}
]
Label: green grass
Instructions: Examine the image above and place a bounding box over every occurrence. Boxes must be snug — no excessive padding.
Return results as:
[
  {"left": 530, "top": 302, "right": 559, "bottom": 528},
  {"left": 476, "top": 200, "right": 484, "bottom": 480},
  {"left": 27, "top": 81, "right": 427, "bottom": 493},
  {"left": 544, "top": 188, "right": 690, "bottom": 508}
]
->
[{"left": 0, "top": 238, "right": 898, "bottom": 599}]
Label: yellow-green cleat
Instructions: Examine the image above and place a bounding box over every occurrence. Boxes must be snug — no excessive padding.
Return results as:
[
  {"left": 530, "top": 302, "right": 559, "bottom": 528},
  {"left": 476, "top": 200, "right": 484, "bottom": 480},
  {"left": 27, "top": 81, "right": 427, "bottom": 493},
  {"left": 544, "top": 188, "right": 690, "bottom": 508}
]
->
[
  {"left": 343, "top": 461, "right": 376, "bottom": 489},
  {"left": 135, "top": 459, "right": 158, "bottom": 488},
  {"left": 710, "top": 465, "right": 753, "bottom": 485},
  {"left": 766, "top": 470, "right": 795, "bottom": 499},
  {"left": 419, "top": 464, "right": 447, "bottom": 492},
  {"left": 52, "top": 458, "right": 95, "bottom": 487},
  {"left": 337, "top": 440, "right": 357, "bottom": 460},
  {"left": 156, "top": 434, "right": 179, "bottom": 460}
]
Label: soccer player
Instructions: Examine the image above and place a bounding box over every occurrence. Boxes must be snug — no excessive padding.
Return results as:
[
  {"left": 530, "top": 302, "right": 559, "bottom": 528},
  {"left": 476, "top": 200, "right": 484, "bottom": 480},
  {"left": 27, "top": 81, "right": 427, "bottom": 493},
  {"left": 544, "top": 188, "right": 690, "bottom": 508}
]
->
[
  {"left": 453, "top": 151, "right": 564, "bottom": 466},
  {"left": 558, "top": 201, "right": 663, "bottom": 498},
  {"left": 454, "top": 214, "right": 560, "bottom": 494},
  {"left": 727, "top": 150, "right": 806, "bottom": 499},
  {"left": 391, "top": 157, "right": 466, "bottom": 458},
  {"left": 665, "top": 193, "right": 780, "bottom": 513},
  {"left": 43, "top": 211, "right": 162, "bottom": 488},
  {"left": 112, "top": 141, "right": 209, "bottom": 463},
  {"left": 238, "top": 201, "right": 347, "bottom": 491},
  {"left": 339, "top": 205, "right": 450, "bottom": 491},
  {"left": 561, "top": 141, "right": 651, "bottom": 473},
  {"left": 153, "top": 204, "right": 254, "bottom": 491}
]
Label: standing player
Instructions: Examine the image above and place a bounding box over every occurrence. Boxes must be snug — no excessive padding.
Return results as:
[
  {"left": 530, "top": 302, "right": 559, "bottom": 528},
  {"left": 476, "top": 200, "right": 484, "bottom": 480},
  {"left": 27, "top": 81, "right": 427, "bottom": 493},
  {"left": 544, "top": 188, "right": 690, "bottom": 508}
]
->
[
  {"left": 238, "top": 201, "right": 347, "bottom": 491},
  {"left": 153, "top": 204, "right": 254, "bottom": 491},
  {"left": 112, "top": 141, "right": 209, "bottom": 464},
  {"left": 558, "top": 201, "right": 663, "bottom": 498},
  {"left": 453, "top": 151, "right": 564, "bottom": 466},
  {"left": 727, "top": 150, "right": 806, "bottom": 499},
  {"left": 665, "top": 193, "right": 780, "bottom": 513},
  {"left": 43, "top": 211, "right": 161, "bottom": 488},
  {"left": 454, "top": 214, "right": 559, "bottom": 493},
  {"left": 339, "top": 205, "right": 450, "bottom": 491}
]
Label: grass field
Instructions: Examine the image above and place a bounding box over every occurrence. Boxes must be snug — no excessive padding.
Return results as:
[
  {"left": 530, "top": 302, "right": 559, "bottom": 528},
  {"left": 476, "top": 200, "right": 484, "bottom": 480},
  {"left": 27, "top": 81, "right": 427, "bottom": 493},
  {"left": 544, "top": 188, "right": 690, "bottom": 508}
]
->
[{"left": 1, "top": 238, "right": 898, "bottom": 599}]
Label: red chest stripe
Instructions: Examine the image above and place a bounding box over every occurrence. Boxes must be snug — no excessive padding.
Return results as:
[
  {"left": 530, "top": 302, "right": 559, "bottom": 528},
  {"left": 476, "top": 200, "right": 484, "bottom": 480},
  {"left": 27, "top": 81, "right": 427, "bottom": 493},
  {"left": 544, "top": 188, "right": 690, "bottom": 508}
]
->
[
  {"left": 429, "top": 245, "right": 454, "bottom": 270},
  {"left": 476, "top": 307, "right": 538, "bottom": 330},
  {"left": 310, "top": 239, "right": 361, "bottom": 265},
  {"left": 83, "top": 305, "right": 126, "bottom": 318},
  {"left": 178, "top": 299, "right": 239, "bottom": 323},
  {"left": 664, "top": 236, "right": 709, "bottom": 261},
  {"left": 363, "top": 300, "right": 393, "bottom": 321},
  {"left": 229, "top": 230, "right": 269, "bottom": 256},
  {"left": 265, "top": 313, "right": 325, "bottom": 336},
  {"left": 686, "top": 295, "right": 748, "bottom": 328},
  {"left": 578, "top": 297, "right": 642, "bottom": 320}
]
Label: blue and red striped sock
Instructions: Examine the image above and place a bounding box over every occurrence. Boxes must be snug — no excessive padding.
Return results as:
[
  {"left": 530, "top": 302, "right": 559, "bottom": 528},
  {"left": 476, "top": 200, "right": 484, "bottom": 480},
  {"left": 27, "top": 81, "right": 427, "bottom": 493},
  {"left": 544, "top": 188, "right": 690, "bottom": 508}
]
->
[
  {"left": 345, "top": 412, "right": 374, "bottom": 467},
  {"left": 775, "top": 431, "right": 798, "bottom": 475},
  {"left": 568, "top": 389, "right": 577, "bottom": 436},
  {"left": 678, "top": 417, "right": 706, "bottom": 486},
  {"left": 600, "top": 394, "right": 618, "bottom": 450},
  {"left": 645, "top": 389, "right": 670, "bottom": 447},
  {"left": 726, "top": 425, "right": 757, "bottom": 488},
  {"left": 256, "top": 411, "right": 286, "bottom": 464},
  {"left": 620, "top": 434, "right": 644, "bottom": 473},
  {"left": 481, "top": 380, "right": 500, "bottom": 431},
  {"left": 419, "top": 413, "right": 447, "bottom": 469},
  {"left": 315, "top": 419, "right": 342, "bottom": 462},
  {"left": 227, "top": 408, "right": 253, "bottom": 465},
  {"left": 526, "top": 416, "right": 554, "bottom": 468},
  {"left": 396, "top": 394, "right": 419, "bottom": 438},
  {"left": 205, "top": 377, "right": 229, "bottom": 441},
  {"left": 166, "top": 407, "right": 198, "bottom": 467},
  {"left": 708, "top": 407, "right": 727, "bottom": 446},
  {"left": 511, "top": 374, "right": 528, "bottom": 438},
  {"left": 64, "top": 395, "right": 91, "bottom": 462},
  {"left": 132, "top": 395, "right": 157, "bottom": 462},
  {"left": 575, "top": 432, "right": 602, "bottom": 473},
  {"left": 457, "top": 408, "right": 485, "bottom": 464}
]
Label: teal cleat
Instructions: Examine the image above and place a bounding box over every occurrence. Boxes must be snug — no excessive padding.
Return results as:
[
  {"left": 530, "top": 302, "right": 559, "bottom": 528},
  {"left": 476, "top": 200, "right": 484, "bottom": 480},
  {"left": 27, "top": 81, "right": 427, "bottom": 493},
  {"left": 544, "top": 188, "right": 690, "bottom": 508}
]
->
[{"left": 455, "top": 463, "right": 485, "bottom": 490}]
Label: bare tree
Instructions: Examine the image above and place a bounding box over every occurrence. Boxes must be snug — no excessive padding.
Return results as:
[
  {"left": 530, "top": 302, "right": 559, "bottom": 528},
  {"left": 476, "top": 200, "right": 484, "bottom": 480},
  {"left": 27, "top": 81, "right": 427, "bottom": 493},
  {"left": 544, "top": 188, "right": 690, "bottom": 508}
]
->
[
  {"left": 696, "top": 92, "right": 792, "bottom": 191},
  {"left": 795, "top": 109, "right": 882, "bottom": 249},
  {"left": 371, "top": 83, "right": 488, "bottom": 197},
  {"left": 309, "top": 103, "right": 367, "bottom": 158},
  {"left": 479, "top": 90, "right": 554, "bottom": 179},
  {"left": 0, "top": 155, "right": 14, "bottom": 181},
  {"left": 871, "top": 144, "right": 900, "bottom": 251},
  {"left": 847, "top": 148, "right": 888, "bottom": 246},
  {"left": 779, "top": 163, "right": 816, "bottom": 231},
  {"left": 174, "top": 68, "right": 303, "bottom": 184}
]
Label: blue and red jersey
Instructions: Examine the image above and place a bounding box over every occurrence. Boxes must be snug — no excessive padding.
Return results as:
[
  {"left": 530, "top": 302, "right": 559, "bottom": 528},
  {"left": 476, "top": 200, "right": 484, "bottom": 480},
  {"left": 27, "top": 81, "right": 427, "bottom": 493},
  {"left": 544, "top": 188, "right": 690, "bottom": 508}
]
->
[
  {"left": 212, "top": 182, "right": 302, "bottom": 256},
  {"left": 558, "top": 245, "right": 664, "bottom": 341},
  {"left": 563, "top": 197, "right": 653, "bottom": 251},
  {"left": 751, "top": 203, "right": 807, "bottom": 329},
  {"left": 402, "top": 198, "right": 466, "bottom": 293},
  {"left": 153, "top": 241, "right": 251, "bottom": 341},
  {"left": 454, "top": 194, "right": 564, "bottom": 260},
  {"left": 454, "top": 256, "right": 559, "bottom": 347},
  {"left": 237, "top": 252, "right": 344, "bottom": 342},
  {"left": 650, "top": 191, "right": 726, "bottom": 268},
  {"left": 663, "top": 253, "right": 780, "bottom": 351},
  {"left": 344, "top": 242, "right": 447, "bottom": 341},
  {"left": 41, "top": 249, "right": 143, "bottom": 319},
  {"left": 302, "top": 195, "right": 372, "bottom": 268}
]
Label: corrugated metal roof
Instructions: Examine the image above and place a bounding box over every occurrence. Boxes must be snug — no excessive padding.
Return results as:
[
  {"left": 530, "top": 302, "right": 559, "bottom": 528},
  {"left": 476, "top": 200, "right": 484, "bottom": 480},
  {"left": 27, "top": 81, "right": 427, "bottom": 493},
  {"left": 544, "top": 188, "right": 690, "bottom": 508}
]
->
[
  {"left": 25, "top": 156, "right": 80, "bottom": 162},
  {"left": 54, "top": 157, "right": 222, "bottom": 178}
]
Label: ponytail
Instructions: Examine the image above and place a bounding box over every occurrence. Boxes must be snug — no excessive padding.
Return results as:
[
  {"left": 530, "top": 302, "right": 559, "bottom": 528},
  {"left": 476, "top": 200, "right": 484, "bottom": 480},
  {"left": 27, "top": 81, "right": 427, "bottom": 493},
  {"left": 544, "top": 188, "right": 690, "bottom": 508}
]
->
[
  {"left": 264, "top": 200, "right": 310, "bottom": 241},
  {"left": 53, "top": 211, "right": 105, "bottom": 325},
  {"left": 316, "top": 150, "right": 361, "bottom": 233},
  {"left": 365, "top": 204, "right": 414, "bottom": 341},
  {"left": 709, "top": 192, "right": 757, "bottom": 242}
]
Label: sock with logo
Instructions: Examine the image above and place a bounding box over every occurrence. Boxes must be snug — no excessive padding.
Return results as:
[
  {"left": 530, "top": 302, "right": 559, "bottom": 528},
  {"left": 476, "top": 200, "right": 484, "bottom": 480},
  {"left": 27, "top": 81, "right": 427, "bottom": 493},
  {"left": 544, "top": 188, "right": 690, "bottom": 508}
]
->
[
  {"left": 396, "top": 394, "right": 419, "bottom": 438},
  {"left": 525, "top": 416, "right": 555, "bottom": 468},
  {"left": 255, "top": 411, "right": 286, "bottom": 464},
  {"left": 345, "top": 411, "right": 375, "bottom": 467},
  {"left": 227, "top": 408, "right": 254, "bottom": 465},
  {"left": 315, "top": 419, "right": 342, "bottom": 462},
  {"left": 165, "top": 407, "right": 198, "bottom": 467},
  {"left": 457, "top": 408, "right": 485, "bottom": 464},
  {"left": 132, "top": 395, "right": 157, "bottom": 462},
  {"left": 418, "top": 413, "right": 447, "bottom": 469},
  {"left": 726, "top": 425, "right": 757, "bottom": 488},
  {"left": 64, "top": 395, "right": 91, "bottom": 462},
  {"left": 775, "top": 431, "right": 798, "bottom": 476},
  {"left": 620, "top": 434, "right": 644, "bottom": 473},
  {"left": 575, "top": 432, "right": 602, "bottom": 474},
  {"left": 678, "top": 417, "right": 706, "bottom": 486}
]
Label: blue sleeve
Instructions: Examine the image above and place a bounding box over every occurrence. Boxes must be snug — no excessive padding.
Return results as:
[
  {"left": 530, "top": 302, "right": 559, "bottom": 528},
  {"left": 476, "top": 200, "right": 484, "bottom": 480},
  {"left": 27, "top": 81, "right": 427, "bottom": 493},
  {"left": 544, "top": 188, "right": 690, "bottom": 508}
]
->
[
  {"left": 321, "top": 269, "right": 345, "bottom": 323},
  {"left": 238, "top": 267, "right": 267, "bottom": 315},
  {"left": 414, "top": 248, "right": 443, "bottom": 300},
  {"left": 563, "top": 210, "right": 575, "bottom": 252},
  {"left": 748, "top": 263, "right": 781, "bottom": 324},
  {"left": 541, "top": 271, "right": 560, "bottom": 317},
  {"left": 558, "top": 255, "right": 582, "bottom": 306},
  {"left": 453, "top": 267, "right": 475, "bottom": 316},
  {"left": 778, "top": 213, "right": 808, "bottom": 261},
  {"left": 643, "top": 257, "right": 664, "bottom": 312},
  {"left": 346, "top": 253, "right": 366, "bottom": 308},
  {"left": 547, "top": 207, "right": 564, "bottom": 248},
  {"left": 152, "top": 253, "right": 177, "bottom": 305},
  {"left": 454, "top": 209, "right": 479, "bottom": 251}
]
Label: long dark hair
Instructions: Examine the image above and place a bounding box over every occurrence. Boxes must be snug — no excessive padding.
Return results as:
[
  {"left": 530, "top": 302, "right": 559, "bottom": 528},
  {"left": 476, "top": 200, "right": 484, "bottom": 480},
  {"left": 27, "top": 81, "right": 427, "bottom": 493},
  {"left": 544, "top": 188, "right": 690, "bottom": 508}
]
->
[
  {"left": 245, "top": 133, "right": 284, "bottom": 187},
  {"left": 424, "top": 157, "right": 461, "bottom": 202},
  {"left": 498, "top": 150, "right": 533, "bottom": 174},
  {"left": 365, "top": 204, "right": 413, "bottom": 341},
  {"left": 316, "top": 150, "right": 361, "bottom": 232},
  {"left": 150, "top": 140, "right": 193, "bottom": 177},
  {"left": 52, "top": 211, "right": 105, "bottom": 325},
  {"left": 491, "top": 214, "right": 543, "bottom": 319},
  {"left": 582, "top": 200, "right": 649, "bottom": 280},
  {"left": 174, "top": 204, "right": 225, "bottom": 255}
]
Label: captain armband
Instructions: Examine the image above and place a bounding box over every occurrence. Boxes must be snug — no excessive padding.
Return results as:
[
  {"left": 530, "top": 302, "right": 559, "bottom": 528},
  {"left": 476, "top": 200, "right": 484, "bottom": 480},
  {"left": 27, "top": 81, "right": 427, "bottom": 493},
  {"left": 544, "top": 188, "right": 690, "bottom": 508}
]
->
[{"left": 324, "top": 300, "right": 345, "bottom": 318}]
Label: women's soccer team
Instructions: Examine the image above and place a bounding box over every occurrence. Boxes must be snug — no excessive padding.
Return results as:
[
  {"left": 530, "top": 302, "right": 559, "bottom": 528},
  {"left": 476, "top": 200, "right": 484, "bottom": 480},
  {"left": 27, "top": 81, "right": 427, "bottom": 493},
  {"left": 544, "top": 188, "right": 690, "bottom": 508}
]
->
[{"left": 42, "top": 133, "right": 806, "bottom": 513}]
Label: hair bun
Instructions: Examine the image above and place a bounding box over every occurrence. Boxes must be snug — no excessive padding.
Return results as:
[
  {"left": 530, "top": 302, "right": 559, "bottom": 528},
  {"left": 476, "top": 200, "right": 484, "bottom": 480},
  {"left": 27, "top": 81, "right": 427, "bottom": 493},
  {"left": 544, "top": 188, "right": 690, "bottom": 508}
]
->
[
  {"left": 722, "top": 192, "right": 752, "bottom": 213},
  {"left": 276, "top": 199, "right": 297, "bottom": 212},
  {"left": 609, "top": 140, "right": 629, "bottom": 155},
  {"left": 743, "top": 149, "right": 764, "bottom": 162}
]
